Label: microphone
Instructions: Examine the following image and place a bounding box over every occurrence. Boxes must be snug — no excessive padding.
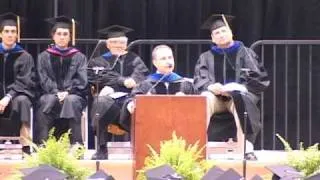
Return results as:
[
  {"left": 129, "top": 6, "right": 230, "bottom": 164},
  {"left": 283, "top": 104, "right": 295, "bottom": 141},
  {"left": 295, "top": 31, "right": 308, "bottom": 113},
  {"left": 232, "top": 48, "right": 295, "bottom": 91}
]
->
[
  {"left": 147, "top": 73, "right": 170, "bottom": 95},
  {"left": 240, "top": 68, "right": 251, "bottom": 77},
  {"left": 146, "top": 63, "right": 173, "bottom": 94},
  {"left": 240, "top": 68, "right": 250, "bottom": 72},
  {"left": 87, "top": 40, "right": 104, "bottom": 66},
  {"left": 88, "top": 66, "right": 106, "bottom": 74},
  {"left": 87, "top": 54, "right": 121, "bottom": 75},
  {"left": 110, "top": 55, "right": 121, "bottom": 70}
]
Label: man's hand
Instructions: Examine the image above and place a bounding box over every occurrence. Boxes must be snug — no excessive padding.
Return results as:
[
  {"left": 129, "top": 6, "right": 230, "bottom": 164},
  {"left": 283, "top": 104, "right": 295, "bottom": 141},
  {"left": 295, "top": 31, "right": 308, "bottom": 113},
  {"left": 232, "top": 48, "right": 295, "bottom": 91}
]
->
[
  {"left": 207, "top": 83, "right": 223, "bottom": 95},
  {"left": 99, "top": 86, "right": 114, "bottom": 96},
  {"left": 0, "top": 96, "right": 11, "bottom": 113},
  {"left": 57, "top": 91, "right": 69, "bottom": 102},
  {"left": 127, "top": 100, "right": 135, "bottom": 114},
  {"left": 220, "top": 91, "right": 231, "bottom": 97},
  {"left": 124, "top": 78, "right": 137, "bottom": 88},
  {"left": 175, "top": 92, "right": 185, "bottom": 96}
]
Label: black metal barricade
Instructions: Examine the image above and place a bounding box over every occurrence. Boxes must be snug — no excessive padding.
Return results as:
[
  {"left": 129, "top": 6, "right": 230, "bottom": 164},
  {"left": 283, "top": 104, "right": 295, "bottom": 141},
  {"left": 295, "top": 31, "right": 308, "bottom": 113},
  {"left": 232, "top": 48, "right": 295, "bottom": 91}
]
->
[{"left": 19, "top": 38, "right": 320, "bottom": 150}]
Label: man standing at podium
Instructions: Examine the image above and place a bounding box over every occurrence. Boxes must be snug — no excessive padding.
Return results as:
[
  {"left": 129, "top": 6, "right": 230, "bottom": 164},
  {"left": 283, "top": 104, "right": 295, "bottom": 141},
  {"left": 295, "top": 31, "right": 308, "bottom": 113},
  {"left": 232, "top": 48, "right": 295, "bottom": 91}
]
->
[
  {"left": 193, "top": 14, "right": 269, "bottom": 160},
  {"left": 120, "top": 45, "right": 195, "bottom": 131}
]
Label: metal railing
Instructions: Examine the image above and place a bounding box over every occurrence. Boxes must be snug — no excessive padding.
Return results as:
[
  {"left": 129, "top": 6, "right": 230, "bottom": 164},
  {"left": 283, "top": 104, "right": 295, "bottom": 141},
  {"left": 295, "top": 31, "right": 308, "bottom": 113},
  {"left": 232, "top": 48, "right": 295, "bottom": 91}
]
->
[
  {"left": 251, "top": 40, "right": 320, "bottom": 150},
  {"left": 128, "top": 39, "right": 212, "bottom": 77},
  {"left": 19, "top": 38, "right": 100, "bottom": 59},
  {"left": 17, "top": 38, "right": 320, "bottom": 150}
]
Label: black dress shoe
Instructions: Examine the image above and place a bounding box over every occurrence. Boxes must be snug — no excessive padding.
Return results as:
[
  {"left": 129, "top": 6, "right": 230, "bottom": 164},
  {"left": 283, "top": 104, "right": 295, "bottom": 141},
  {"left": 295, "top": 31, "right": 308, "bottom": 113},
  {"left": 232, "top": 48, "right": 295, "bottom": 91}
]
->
[
  {"left": 91, "top": 150, "right": 108, "bottom": 160},
  {"left": 22, "top": 146, "right": 31, "bottom": 155},
  {"left": 245, "top": 152, "right": 258, "bottom": 161}
]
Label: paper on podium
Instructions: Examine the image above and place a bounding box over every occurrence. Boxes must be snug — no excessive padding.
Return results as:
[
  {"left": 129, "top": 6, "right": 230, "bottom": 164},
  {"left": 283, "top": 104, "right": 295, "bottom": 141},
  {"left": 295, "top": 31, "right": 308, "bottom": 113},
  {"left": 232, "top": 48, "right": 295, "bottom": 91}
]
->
[
  {"left": 109, "top": 92, "right": 128, "bottom": 99},
  {"left": 221, "top": 82, "right": 248, "bottom": 93}
]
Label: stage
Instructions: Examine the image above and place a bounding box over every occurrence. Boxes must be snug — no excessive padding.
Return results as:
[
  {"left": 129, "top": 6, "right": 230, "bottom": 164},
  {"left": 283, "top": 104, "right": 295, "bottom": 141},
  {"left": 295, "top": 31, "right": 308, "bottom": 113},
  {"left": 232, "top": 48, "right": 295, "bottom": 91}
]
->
[{"left": 0, "top": 150, "right": 287, "bottom": 179}]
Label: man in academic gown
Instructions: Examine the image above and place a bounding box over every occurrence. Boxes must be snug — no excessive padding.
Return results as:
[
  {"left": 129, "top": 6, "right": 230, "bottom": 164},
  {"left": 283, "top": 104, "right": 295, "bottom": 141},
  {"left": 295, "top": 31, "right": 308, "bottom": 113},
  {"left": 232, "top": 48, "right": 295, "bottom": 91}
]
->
[
  {"left": 193, "top": 14, "right": 269, "bottom": 160},
  {"left": 36, "top": 16, "right": 88, "bottom": 145},
  {"left": 119, "top": 44, "right": 195, "bottom": 132},
  {"left": 0, "top": 12, "right": 36, "bottom": 154},
  {"left": 87, "top": 25, "right": 149, "bottom": 160}
]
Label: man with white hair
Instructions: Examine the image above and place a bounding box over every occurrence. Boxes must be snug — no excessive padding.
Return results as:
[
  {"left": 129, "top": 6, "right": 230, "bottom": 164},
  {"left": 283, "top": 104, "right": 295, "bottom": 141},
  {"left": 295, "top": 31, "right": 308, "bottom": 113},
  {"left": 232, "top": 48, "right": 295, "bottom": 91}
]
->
[{"left": 88, "top": 25, "right": 149, "bottom": 160}]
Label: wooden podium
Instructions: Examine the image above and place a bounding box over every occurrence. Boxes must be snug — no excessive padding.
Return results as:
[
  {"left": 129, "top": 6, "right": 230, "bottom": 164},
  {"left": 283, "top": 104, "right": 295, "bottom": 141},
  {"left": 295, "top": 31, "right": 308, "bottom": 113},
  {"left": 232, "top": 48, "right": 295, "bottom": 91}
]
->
[{"left": 132, "top": 95, "right": 207, "bottom": 177}]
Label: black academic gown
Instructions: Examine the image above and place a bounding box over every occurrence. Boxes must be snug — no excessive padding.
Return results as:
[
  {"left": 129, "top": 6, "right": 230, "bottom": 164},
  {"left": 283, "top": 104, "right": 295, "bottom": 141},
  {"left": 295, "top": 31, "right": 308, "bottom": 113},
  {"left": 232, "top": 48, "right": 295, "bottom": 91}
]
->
[
  {"left": 193, "top": 41, "right": 270, "bottom": 143},
  {"left": 36, "top": 46, "right": 88, "bottom": 144},
  {"left": 88, "top": 52, "right": 148, "bottom": 145},
  {"left": 119, "top": 72, "right": 195, "bottom": 132},
  {"left": 0, "top": 44, "right": 36, "bottom": 135}
]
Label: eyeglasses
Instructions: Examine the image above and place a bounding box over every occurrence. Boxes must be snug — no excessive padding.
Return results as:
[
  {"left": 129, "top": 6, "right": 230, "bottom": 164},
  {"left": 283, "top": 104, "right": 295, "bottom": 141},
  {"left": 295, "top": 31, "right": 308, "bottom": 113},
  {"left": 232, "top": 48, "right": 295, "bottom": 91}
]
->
[
  {"left": 108, "top": 40, "right": 127, "bottom": 45},
  {"left": 3, "top": 29, "right": 17, "bottom": 34},
  {"left": 55, "top": 32, "right": 69, "bottom": 36}
]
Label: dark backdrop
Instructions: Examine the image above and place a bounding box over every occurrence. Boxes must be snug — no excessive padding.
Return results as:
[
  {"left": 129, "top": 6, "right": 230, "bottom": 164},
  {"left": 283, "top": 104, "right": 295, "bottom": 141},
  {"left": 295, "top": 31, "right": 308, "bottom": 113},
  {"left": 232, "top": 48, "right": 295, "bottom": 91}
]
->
[
  {"left": 1, "top": 0, "right": 320, "bottom": 150},
  {"left": 2, "top": 0, "right": 320, "bottom": 43}
]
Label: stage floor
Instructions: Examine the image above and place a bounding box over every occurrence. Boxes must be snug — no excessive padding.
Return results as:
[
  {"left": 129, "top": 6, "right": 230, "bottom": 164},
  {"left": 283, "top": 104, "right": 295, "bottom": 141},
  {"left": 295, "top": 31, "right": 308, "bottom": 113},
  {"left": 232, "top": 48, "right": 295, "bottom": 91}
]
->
[{"left": 1, "top": 150, "right": 287, "bottom": 180}]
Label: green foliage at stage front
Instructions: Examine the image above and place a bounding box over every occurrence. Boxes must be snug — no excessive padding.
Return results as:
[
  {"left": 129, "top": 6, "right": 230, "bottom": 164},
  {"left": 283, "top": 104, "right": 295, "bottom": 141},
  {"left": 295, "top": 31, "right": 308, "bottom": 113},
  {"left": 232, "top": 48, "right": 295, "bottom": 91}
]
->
[
  {"left": 10, "top": 129, "right": 92, "bottom": 180},
  {"left": 277, "top": 133, "right": 320, "bottom": 177},
  {"left": 137, "top": 131, "right": 214, "bottom": 180}
]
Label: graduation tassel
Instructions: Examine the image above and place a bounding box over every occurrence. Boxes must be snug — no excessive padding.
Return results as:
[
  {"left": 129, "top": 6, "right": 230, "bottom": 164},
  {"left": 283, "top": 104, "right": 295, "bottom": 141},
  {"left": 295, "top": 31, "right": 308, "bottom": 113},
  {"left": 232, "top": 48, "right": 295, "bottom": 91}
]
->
[
  {"left": 17, "top": 15, "right": 20, "bottom": 43},
  {"left": 221, "top": 14, "right": 231, "bottom": 31},
  {"left": 71, "top": 18, "right": 75, "bottom": 46}
]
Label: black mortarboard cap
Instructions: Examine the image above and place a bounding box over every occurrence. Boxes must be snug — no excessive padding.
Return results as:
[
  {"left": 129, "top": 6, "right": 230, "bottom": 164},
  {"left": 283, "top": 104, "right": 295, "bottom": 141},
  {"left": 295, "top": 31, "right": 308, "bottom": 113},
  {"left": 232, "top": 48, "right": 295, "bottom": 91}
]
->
[
  {"left": 21, "top": 164, "right": 68, "bottom": 180},
  {"left": 214, "top": 168, "right": 242, "bottom": 180},
  {"left": 0, "top": 12, "right": 24, "bottom": 42},
  {"left": 45, "top": 15, "right": 78, "bottom": 29},
  {"left": 266, "top": 165, "right": 303, "bottom": 180},
  {"left": 45, "top": 15, "right": 78, "bottom": 46},
  {"left": 306, "top": 173, "right": 320, "bottom": 180},
  {"left": 87, "top": 170, "right": 115, "bottom": 180},
  {"left": 97, "top": 25, "right": 133, "bottom": 39},
  {"left": 201, "top": 14, "right": 234, "bottom": 31},
  {"left": 201, "top": 166, "right": 225, "bottom": 180},
  {"left": 0, "top": 12, "right": 22, "bottom": 26},
  {"left": 145, "top": 164, "right": 183, "bottom": 180},
  {"left": 251, "top": 174, "right": 264, "bottom": 180}
]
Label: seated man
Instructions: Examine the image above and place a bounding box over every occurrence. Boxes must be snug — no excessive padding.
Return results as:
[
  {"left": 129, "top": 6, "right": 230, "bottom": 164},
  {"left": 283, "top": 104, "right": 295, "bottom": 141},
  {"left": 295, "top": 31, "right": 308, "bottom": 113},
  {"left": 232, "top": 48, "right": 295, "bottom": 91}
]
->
[
  {"left": 119, "top": 44, "right": 195, "bottom": 131},
  {"left": 88, "top": 25, "right": 149, "bottom": 160},
  {"left": 0, "top": 13, "right": 36, "bottom": 154},
  {"left": 193, "top": 14, "right": 269, "bottom": 159},
  {"left": 36, "top": 16, "right": 88, "bottom": 146}
]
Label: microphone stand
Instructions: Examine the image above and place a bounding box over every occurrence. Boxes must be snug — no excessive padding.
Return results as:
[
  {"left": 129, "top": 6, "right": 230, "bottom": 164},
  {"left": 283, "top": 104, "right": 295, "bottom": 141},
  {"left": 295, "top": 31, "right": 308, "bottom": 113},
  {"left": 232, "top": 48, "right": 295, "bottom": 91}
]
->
[
  {"left": 240, "top": 69, "right": 250, "bottom": 180},
  {"left": 222, "top": 45, "right": 252, "bottom": 179},
  {"left": 90, "top": 67, "right": 104, "bottom": 160},
  {"left": 146, "top": 64, "right": 173, "bottom": 95},
  {"left": 242, "top": 111, "right": 248, "bottom": 180},
  {"left": 87, "top": 40, "right": 112, "bottom": 160},
  {"left": 89, "top": 54, "right": 121, "bottom": 160},
  {"left": 146, "top": 73, "right": 169, "bottom": 95}
]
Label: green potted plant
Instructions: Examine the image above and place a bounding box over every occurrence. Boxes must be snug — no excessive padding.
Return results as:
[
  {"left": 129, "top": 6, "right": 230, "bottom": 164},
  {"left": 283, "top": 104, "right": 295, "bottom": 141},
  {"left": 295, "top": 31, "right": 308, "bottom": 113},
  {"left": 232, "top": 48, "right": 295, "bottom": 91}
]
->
[
  {"left": 277, "top": 133, "right": 320, "bottom": 178},
  {"left": 11, "top": 129, "right": 92, "bottom": 179},
  {"left": 137, "top": 132, "right": 214, "bottom": 180}
]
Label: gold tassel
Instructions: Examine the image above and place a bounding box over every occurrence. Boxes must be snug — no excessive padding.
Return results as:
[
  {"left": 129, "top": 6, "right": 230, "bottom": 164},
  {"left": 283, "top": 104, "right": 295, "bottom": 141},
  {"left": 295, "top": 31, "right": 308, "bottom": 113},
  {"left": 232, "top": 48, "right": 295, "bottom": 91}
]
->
[
  {"left": 17, "top": 15, "right": 20, "bottom": 43},
  {"left": 71, "top": 18, "right": 75, "bottom": 46},
  {"left": 221, "top": 14, "right": 231, "bottom": 30}
]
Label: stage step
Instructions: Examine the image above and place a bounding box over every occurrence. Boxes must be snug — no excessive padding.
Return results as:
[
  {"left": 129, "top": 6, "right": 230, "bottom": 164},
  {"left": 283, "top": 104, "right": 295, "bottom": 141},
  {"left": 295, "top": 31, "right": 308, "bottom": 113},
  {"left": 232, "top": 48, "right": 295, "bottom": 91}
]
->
[
  {"left": 107, "top": 142, "right": 132, "bottom": 160},
  {"left": 0, "top": 151, "right": 287, "bottom": 180},
  {"left": 0, "top": 137, "right": 23, "bottom": 160}
]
